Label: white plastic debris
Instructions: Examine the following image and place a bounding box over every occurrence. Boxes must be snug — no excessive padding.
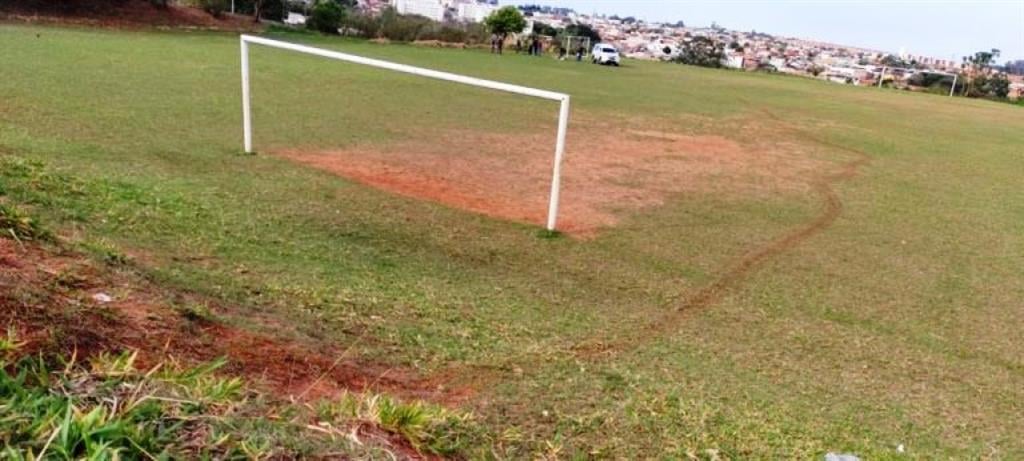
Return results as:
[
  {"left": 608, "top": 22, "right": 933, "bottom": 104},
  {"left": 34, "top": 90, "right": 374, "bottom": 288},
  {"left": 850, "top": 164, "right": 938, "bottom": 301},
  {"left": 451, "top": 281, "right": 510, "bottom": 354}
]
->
[
  {"left": 92, "top": 293, "right": 113, "bottom": 304},
  {"left": 824, "top": 454, "right": 861, "bottom": 461}
]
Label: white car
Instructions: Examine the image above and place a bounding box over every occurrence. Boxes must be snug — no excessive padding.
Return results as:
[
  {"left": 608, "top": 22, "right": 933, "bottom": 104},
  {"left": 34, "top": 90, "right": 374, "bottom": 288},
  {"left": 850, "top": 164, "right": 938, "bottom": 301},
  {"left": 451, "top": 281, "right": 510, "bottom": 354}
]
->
[{"left": 591, "top": 43, "right": 621, "bottom": 66}]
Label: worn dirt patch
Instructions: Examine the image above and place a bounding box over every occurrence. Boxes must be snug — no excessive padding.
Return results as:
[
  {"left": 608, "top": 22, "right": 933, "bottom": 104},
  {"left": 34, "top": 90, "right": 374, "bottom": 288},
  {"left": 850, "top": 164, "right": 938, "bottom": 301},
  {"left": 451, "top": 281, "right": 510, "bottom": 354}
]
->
[{"left": 278, "top": 123, "right": 828, "bottom": 235}]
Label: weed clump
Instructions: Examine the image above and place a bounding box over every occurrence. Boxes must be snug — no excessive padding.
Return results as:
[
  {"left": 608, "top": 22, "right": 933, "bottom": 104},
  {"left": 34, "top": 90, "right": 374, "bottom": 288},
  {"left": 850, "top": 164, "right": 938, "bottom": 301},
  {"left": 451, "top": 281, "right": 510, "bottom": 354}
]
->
[
  {"left": 316, "top": 392, "right": 487, "bottom": 456},
  {"left": 0, "top": 203, "right": 51, "bottom": 242}
]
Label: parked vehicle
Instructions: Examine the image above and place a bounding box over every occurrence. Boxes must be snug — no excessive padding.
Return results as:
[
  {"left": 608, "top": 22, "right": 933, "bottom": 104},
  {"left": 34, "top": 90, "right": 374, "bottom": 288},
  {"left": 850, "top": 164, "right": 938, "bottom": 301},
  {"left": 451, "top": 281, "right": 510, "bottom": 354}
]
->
[{"left": 591, "top": 43, "right": 621, "bottom": 66}]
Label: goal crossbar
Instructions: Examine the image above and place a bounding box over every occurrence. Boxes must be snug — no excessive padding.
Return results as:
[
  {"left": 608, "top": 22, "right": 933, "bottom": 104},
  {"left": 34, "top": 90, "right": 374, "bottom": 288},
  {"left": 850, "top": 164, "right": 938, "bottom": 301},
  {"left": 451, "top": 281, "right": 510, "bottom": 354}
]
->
[{"left": 239, "top": 35, "right": 572, "bottom": 231}]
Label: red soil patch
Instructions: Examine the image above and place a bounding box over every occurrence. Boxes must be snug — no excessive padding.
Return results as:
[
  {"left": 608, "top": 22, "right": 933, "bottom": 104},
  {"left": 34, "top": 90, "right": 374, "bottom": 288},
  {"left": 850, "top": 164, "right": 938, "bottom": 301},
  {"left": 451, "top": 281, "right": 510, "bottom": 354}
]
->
[
  {"left": 278, "top": 124, "right": 827, "bottom": 235},
  {"left": 0, "top": 1, "right": 263, "bottom": 31},
  {"left": 0, "top": 237, "right": 474, "bottom": 406}
]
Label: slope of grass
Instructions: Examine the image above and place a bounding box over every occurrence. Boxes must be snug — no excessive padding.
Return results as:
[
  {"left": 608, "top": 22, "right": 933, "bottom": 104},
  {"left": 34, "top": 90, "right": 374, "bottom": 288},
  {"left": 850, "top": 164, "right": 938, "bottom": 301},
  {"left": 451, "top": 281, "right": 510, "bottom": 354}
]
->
[
  {"left": 0, "top": 345, "right": 481, "bottom": 458},
  {"left": 2, "top": 23, "right": 1023, "bottom": 458}
]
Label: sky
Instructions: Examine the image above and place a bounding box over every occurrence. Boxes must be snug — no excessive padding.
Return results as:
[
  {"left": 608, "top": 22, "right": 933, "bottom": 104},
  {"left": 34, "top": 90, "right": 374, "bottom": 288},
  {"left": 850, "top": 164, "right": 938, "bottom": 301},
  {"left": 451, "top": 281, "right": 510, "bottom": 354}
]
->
[{"left": 502, "top": 1, "right": 1024, "bottom": 62}]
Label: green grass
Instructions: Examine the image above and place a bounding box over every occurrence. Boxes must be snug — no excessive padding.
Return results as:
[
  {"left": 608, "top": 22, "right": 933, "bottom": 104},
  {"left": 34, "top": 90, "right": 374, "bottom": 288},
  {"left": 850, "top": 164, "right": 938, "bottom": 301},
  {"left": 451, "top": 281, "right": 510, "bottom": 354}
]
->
[{"left": 2, "top": 23, "right": 1023, "bottom": 458}]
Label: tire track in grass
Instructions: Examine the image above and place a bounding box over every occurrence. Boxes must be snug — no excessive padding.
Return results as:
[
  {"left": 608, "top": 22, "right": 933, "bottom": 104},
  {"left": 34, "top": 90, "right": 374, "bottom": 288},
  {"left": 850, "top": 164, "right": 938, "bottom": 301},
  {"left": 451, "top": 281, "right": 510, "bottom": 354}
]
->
[{"left": 578, "top": 113, "right": 872, "bottom": 357}]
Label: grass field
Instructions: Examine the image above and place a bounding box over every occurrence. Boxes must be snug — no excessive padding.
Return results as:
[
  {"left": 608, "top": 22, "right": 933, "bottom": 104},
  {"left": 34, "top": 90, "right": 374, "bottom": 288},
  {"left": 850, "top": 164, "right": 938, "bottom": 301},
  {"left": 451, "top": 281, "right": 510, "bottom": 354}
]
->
[{"left": 2, "top": 23, "right": 1024, "bottom": 458}]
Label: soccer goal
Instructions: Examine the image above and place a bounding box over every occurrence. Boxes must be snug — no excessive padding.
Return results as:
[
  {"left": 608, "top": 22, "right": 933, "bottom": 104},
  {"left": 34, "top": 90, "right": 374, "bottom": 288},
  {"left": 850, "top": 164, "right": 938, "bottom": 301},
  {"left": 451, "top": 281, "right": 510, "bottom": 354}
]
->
[
  {"left": 239, "top": 35, "right": 572, "bottom": 231},
  {"left": 876, "top": 66, "right": 958, "bottom": 97}
]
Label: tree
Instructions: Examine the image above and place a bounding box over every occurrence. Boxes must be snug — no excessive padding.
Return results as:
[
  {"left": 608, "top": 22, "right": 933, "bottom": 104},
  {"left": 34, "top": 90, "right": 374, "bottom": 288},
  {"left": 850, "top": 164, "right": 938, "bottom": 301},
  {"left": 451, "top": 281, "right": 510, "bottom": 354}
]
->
[
  {"left": 673, "top": 36, "right": 725, "bottom": 68},
  {"left": 965, "top": 48, "right": 1000, "bottom": 71},
  {"left": 484, "top": 6, "right": 526, "bottom": 41},
  {"left": 970, "top": 73, "right": 1010, "bottom": 99},
  {"left": 224, "top": 0, "right": 285, "bottom": 21},
  {"left": 564, "top": 23, "right": 601, "bottom": 43},
  {"left": 987, "top": 74, "right": 1011, "bottom": 99},
  {"left": 532, "top": 21, "right": 558, "bottom": 37},
  {"left": 250, "top": 0, "right": 284, "bottom": 22},
  {"left": 880, "top": 54, "right": 908, "bottom": 68},
  {"left": 963, "top": 48, "right": 1001, "bottom": 96},
  {"left": 199, "top": 0, "right": 228, "bottom": 17}
]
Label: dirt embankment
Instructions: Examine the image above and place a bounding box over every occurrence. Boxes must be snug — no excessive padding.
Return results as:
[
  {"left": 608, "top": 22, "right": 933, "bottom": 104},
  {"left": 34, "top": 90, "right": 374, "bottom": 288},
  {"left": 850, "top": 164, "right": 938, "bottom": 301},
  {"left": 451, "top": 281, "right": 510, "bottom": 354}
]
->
[
  {"left": 0, "top": 0, "right": 264, "bottom": 31},
  {"left": 0, "top": 237, "right": 474, "bottom": 406}
]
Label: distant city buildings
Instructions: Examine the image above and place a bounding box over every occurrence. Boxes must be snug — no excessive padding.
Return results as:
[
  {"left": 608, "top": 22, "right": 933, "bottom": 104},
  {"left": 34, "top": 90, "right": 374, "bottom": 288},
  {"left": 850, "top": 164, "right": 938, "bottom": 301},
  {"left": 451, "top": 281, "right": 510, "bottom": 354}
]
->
[
  {"left": 365, "top": 0, "right": 497, "bottom": 23},
  {"left": 351, "top": 0, "right": 1013, "bottom": 91},
  {"left": 512, "top": 6, "right": 987, "bottom": 87},
  {"left": 452, "top": 0, "right": 497, "bottom": 23},
  {"left": 391, "top": 0, "right": 444, "bottom": 21}
]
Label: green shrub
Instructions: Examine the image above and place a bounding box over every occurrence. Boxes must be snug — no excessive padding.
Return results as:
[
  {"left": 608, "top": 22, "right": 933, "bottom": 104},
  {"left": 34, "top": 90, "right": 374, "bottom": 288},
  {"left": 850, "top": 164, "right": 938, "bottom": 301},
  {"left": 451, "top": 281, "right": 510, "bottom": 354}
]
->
[
  {"left": 342, "top": 10, "right": 382, "bottom": 37},
  {"left": 378, "top": 8, "right": 432, "bottom": 42},
  {"left": 307, "top": 0, "right": 344, "bottom": 34},
  {"left": 341, "top": 7, "right": 488, "bottom": 44},
  {"left": 259, "top": 0, "right": 286, "bottom": 21},
  {"left": 224, "top": 0, "right": 287, "bottom": 22},
  {"left": 199, "top": 0, "right": 228, "bottom": 17}
]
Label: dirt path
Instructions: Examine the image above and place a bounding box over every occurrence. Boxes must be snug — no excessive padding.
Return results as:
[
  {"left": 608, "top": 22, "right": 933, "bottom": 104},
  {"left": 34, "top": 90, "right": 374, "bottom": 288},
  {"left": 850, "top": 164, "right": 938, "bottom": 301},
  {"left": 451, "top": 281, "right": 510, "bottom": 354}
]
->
[{"left": 579, "top": 115, "right": 872, "bottom": 357}]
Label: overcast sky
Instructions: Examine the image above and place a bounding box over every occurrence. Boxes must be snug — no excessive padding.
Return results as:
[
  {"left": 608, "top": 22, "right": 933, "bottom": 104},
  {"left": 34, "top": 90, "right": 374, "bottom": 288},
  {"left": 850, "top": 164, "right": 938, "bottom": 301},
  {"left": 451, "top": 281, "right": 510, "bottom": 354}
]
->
[{"left": 502, "top": 1, "right": 1024, "bottom": 61}]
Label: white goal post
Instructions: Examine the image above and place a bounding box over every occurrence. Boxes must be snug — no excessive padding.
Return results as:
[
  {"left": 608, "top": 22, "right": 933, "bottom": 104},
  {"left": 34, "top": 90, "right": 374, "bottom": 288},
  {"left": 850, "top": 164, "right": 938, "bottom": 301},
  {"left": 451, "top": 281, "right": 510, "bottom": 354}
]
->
[{"left": 239, "top": 35, "right": 572, "bottom": 232}]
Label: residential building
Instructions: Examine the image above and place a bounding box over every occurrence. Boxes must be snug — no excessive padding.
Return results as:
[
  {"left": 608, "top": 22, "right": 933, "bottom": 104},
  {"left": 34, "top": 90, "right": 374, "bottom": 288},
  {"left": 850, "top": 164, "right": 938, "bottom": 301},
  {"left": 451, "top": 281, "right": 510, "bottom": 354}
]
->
[
  {"left": 455, "top": 1, "right": 496, "bottom": 22},
  {"left": 391, "top": 0, "right": 444, "bottom": 21}
]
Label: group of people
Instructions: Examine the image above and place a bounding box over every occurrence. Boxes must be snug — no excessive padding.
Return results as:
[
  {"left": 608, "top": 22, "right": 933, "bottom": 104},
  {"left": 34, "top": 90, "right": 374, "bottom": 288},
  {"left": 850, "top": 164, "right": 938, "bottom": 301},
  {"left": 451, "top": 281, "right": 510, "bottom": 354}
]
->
[
  {"left": 489, "top": 34, "right": 588, "bottom": 62},
  {"left": 489, "top": 33, "right": 505, "bottom": 54},
  {"left": 512, "top": 37, "right": 544, "bottom": 56},
  {"left": 490, "top": 35, "right": 551, "bottom": 57}
]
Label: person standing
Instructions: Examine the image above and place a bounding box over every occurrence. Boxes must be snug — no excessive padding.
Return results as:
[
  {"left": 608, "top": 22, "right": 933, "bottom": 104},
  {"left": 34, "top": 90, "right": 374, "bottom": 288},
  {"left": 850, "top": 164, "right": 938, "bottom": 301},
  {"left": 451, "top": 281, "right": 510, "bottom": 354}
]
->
[
  {"left": 576, "top": 45, "right": 585, "bottom": 62},
  {"left": 490, "top": 34, "right": 499, "bottom": 54}
]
